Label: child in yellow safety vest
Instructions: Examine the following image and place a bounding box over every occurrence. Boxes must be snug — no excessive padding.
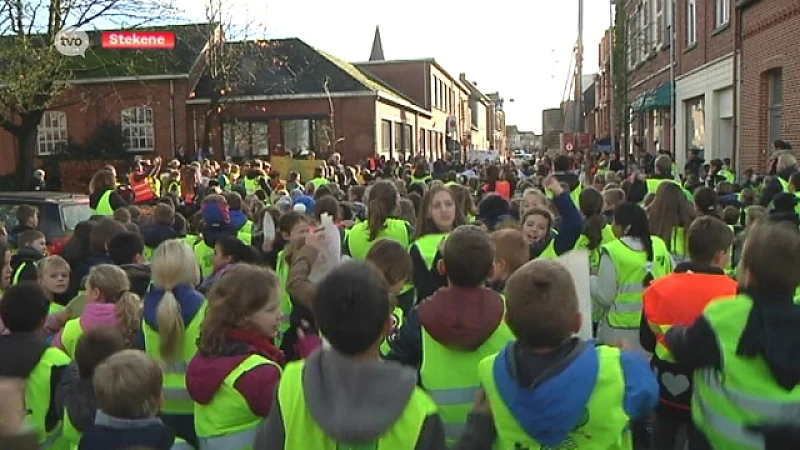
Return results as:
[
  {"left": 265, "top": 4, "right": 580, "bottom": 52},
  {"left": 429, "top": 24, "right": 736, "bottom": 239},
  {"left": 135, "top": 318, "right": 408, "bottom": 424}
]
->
[
  {"left": 255, "top": 261, "right": 448, "bottom": 449},
  {"left": 665, "top": 221, "right": 800, "bottom": 449},
  {"left": 364, "top": 239, "right": 413, "bottom": 356},
  {"left": 386, "top": 225, "right": 513, "bottom": 445},
  {"left": 197, "top": 235, "right": 257, "bottom": 294},
  {"left": 187, "top": 264, "right": 316, "bottom": 450},
  {"left": 462, "top": 259, "right": 658, "bottom": 449},
  {"left": 0, "top": 283, "right": 71, "bottom": 450},
  {"left": 487, "top": 229, "right": 529, "bottom": 294},
  {"left": 79, "top": 350, "right": 194, "bottom": 450},
  {"left": 55, "top": 327, "right": 126, "bottom": 450},
  {"left": 521, "top": 176, "right": 584, "bottom": 261}
]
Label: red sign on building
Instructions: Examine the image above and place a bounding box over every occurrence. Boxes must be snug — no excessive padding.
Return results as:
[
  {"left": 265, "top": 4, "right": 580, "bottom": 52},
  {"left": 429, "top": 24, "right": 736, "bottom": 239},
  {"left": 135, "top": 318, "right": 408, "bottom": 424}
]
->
[{"left": 101, "top": 31, "right": 175, "bottom": 50}]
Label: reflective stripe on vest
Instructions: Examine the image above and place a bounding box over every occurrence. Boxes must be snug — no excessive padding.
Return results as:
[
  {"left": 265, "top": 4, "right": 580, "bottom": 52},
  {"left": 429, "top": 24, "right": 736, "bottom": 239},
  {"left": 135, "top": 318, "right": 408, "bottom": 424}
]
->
[
  {"left": 420, "top": 319, "right": 513, "bottom": 444},
  {"left": 346, "top": 218, "right": 411, "bottom": 261},
  {"left": 93, "top": 190, "right": 114, "bottom": 216},
  {"left": 130, "top": 175, "right": 156, "bottom": 203},
  {"left": 274, "top": 250, "right": 292, "bottom": 348},
  {"left": 602, "top": 237, "right": 672, "bottom": 329},
  {"left": 278, "top": 360, "right": 437, "bottom": 449},
  {"left": 12, "top": 261, "right": 28, "bottom": 285},
  {"left": 195, "top": 354, "right": 281, "bottom": 449},
  {"left": 411, "top": 233, "right": 448, "bottom": 270},
  {"left": 480, "top": 344, "right": 633, "bottom": 449},
  {"left": 142, "top": 301, "right": 207, "bottom": 414},
  {"left": 692, "top": 295, "right": 800, "bottom": 450}
]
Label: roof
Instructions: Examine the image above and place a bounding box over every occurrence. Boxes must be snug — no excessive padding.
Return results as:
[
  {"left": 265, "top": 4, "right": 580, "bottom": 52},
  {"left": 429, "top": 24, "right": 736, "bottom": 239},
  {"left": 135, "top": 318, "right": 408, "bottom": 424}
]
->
[
  {"left": 355, "top": 58, "right": 466, "bottom": 90},
  {"left": 369, "top": 26, "right": 385, "bottom": 61},
  {"left": 0, "top": 192, "right": 88, "bottom": 202},
  {"left": 191, "top": 38, "right": 428, "bottom": 114}
]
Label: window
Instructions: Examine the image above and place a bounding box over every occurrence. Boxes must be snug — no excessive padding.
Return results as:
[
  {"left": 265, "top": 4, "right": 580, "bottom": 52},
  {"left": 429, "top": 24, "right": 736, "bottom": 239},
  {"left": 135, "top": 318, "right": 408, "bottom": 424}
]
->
[
  {"left": 222, "top": 120, "right": 269, "bottom": 158},
  {"left": 641, "top": 0, "right": 650, "bottom": 57},
  {"left": 687, "top": 0, "right": 697, "bottom": 47},
  {"left": 403, "top": 124, "right": 413, "bottom": 154},
  {"left": 664, "top": 0, "right": 672, "bottom": 48},
  {"left": 653, "top": 0, "right": 664, "bottom": 49},
  {"left": 282, "top": 119, "right": 311, "bottom": 154},
  {"left": 432, "top": 77, "right": 439, "bottom": 108},
  {"left": 312, "top": 118, "right": 331, "bottom": 153},
  {"left": 627, "top": 19, "right": 635, "bottom": 69},
  {"left": 394, "top": 122, "right": 403, "bottom": 154},
  {"left": 767, "top": 69, "right": 783, "bottom": 148},
  {"left": 685, "top": 97, "right": 705, "bottom": 158},
  {"left": 419, "top": 129, "right": 427, "bottom": 156},
  {"left": 36, "top": 111, "right": 67, "bottom": 156},
  {"left": 381, "top": 119, "right": 392, "bottom": 152},
  {"left": 121, "top": 106, "right": 154, "bottom": 152},
  {"left": 716, "top": 0, "right": 730, "bottom": 28}
]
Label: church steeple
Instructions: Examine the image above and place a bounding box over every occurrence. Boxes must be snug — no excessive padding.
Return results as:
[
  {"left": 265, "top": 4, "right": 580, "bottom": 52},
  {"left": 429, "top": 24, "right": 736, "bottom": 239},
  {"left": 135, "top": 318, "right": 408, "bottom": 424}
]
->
[{"left": 369, "top": 26, "right": 385, "bottom": 61}]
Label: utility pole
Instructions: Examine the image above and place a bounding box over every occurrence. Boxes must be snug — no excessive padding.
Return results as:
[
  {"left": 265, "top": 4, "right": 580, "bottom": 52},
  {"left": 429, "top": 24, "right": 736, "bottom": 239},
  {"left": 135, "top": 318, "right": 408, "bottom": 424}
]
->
[
  {"left": 608, "top": 0, "right": 617, "bottom": 158},
  {"left": 574, "top": 0, "right": 584, "bottom": 134}
]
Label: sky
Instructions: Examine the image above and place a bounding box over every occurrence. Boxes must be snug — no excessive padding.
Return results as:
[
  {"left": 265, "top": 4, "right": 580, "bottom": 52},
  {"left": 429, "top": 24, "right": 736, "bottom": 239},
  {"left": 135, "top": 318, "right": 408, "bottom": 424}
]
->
[{"left": 177, "top": 0, "right": 613, "bottom": 134}]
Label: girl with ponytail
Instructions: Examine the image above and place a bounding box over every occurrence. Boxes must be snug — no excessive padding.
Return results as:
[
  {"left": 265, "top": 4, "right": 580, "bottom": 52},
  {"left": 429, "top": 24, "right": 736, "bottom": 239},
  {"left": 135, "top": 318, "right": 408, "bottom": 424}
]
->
[
  {"left": 574, "top": 188, "right": 618, "bottom": 272},
  {"left": 344, "top": 180, "right": 413, "bottom": 260},
  {"left": 591, "top": 202, "right": 673, "bottom": 351}
]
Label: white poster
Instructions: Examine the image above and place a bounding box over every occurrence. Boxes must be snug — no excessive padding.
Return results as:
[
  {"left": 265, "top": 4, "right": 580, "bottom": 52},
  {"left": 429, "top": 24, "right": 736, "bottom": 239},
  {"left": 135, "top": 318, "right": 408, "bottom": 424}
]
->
[{"left": 556, "top": 249, "right": 593, "bottom": 340}]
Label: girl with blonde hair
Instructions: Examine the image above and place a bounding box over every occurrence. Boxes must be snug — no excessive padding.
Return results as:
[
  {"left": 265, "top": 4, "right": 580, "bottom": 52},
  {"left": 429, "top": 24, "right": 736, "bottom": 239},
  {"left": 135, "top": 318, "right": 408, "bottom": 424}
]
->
[
  {"left": 142, "top": 239, "right": 205, "bottom": 447},
  {"left": 55, "top": 264, "right": 141, "bottom": 356}
]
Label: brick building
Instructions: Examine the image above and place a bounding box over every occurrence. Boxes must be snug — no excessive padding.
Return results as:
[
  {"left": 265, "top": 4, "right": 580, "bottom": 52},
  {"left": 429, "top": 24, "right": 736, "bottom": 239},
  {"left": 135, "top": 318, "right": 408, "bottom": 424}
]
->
[
  {"left": 737, "top": 0, "right": 800, "bottom": 171},
  {"left": 673, "top": 0, "right": 736, "bottom": 170},
  {"left": 596, "top": 29, "right": 613, "bottom": 144},
  {"left": 624, "top": 0, "right": 674, "bottom": 161}
]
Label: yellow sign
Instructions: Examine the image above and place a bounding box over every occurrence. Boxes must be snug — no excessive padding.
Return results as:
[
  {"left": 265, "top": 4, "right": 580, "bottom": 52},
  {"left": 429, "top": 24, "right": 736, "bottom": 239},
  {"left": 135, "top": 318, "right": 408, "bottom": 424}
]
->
[{"left": 270, "top": 156, "right": 325, "bottom": 183}]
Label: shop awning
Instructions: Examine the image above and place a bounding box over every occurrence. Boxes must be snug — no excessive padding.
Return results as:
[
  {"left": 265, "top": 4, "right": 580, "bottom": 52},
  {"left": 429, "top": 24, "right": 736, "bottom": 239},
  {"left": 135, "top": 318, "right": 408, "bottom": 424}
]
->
[{"left": 631, "top": 82, "right": 672, "bottom": 112}]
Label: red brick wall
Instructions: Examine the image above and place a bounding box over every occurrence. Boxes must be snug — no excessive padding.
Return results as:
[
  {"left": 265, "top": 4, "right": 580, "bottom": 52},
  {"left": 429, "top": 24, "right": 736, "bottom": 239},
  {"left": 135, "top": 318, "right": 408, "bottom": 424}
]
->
[
  {"left": 739, "top": 1, "right": 800, "bottom": 171},
  {"left": 357, "top": 62, "right": 428, "bottom": 108},
  {"left": 625, "top": 0, "right": 672, "bottom": 101},
  {"left": 675, "top": 0, "right": 735, "bottom": 75},
  {"left": 0, "top": 79, "right": 189, "bottom": 175}
]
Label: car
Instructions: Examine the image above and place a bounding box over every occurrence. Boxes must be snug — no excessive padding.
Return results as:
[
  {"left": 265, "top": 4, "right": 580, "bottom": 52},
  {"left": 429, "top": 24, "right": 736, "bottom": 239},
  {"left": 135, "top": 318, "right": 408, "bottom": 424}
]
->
[{"left": 0, "top": 192, "right": 92, "bottom": 255}]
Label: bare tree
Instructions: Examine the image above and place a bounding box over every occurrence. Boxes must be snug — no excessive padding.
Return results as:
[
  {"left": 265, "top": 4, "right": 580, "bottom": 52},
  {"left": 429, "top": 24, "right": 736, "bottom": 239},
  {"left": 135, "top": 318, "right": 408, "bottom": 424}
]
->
[
  {"left": 321, "top": 76, "right": 345, "bottom": 158},
  {"left": 0, "top": 0, "right": 178, "bottom": 185}
]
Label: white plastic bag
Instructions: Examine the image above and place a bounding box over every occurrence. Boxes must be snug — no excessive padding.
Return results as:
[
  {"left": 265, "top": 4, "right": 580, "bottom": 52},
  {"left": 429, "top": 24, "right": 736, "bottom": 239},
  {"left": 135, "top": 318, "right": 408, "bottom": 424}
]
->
[
  {"left": 556, "top": 249, "right": 593, "bottom": 340},
  {"left": 263, "top": 211, "right": 276, "bottom": 242},
  {"left": 308, "top": 213, "right": 343, "bottom": 284}
]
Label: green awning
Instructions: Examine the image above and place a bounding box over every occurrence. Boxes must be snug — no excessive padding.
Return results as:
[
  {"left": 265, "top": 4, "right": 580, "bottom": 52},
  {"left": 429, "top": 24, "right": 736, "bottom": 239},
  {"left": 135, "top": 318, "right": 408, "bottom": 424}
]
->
[
  {"left": 631, "top": 91, "right": 648, "bottom": 112},
  {"left": 644, "top": 82, "right": 672, "bottom": 109}
]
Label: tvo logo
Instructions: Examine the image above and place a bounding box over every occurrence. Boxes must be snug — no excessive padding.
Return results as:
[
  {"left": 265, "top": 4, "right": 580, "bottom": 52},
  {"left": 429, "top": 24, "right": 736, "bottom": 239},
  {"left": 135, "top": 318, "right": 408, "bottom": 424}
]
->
[{"left": 55, "top": 27, "right": 90, "bottom": 57}]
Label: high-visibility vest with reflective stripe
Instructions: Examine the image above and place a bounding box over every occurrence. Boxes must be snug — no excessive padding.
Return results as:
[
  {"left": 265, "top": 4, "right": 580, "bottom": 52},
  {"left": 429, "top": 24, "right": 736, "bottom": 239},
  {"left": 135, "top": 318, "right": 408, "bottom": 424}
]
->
[
  {"left": 480, "top": 344, "right": 633, "bottom": 449},
  {"left": 141, "top": 301, "right": 207, "bottom": 415},
  {"left": 421, "top": 320, "right": 513, "bottom": 443},
  {"left": 194, "top": 240, "right": 215, "bottom": 279},
  {"left": 643, "top": 273, "right": 737, "bottom": 364},
  {"left": 718, "top": 170, "right": 735, "bottom": 184},
  {"left": 346, "top": 218, "right": 411, "bottom": 261},
  {"left": 278, "top": 360, "right": 438, "bottom": 449},
  {"left": 546, "top": 182, "right": 582, "bottom": 208},
  {"left": 221, "top": 174, "right": 232, "bottom": 192},
  {"left": 274, "top": 250, "right": 292, "bottom": 348},
  {"left": 668, "top": 226, "right": 688, "bottom": 263},
  {"left": 410, "top": 233, "right": 448, "bottom": 271},
  {"left": 602, "top": 237, "right": 672, "bottom": 329},
  {"left": 574, "top": 224, "right": 618, "bottom": 272},
  {"left": 534, "top": 239, "right": 558, "bottom": 260},
  {"left": 380, "top": 307, "right": 405, "bottom": 356},
  {"left": 62, "top": 408, "right": 80, "bottom": 450},
  {"left": 243, "top": 178, "right": 260, "bottom": 196},
  {"left": 12, "top": 261, "right": 30, "bottom": 285},
  {"left": 645, "top": 178, "right": 692, "bottom": 202},
  {"left": 27, "top": 346, "right": 71, "bottom": 449},
  {"left": 130, "top": 175, "right": 156, "bottom": 203},
  {"left": 92, "top": 190, "right": 114, "bottom": 216},
  {"left": 693, "top": 295, "right": 800, "bottom": 449},
  {"left": 60, "top": 318, "right": 84, "bottom": 358},
  {"left": 195, "top": 354, "right": 282, "bottom": 449}
]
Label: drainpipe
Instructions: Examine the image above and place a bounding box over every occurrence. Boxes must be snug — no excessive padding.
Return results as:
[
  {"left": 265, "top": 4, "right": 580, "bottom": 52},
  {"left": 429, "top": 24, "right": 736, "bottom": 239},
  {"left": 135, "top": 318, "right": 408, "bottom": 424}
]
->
[
  {"left": 192, "top": 108, "right": 198, "bottom": 160},
  {"left": 669, "top": 0, "right": 677, "bottom": 164},
  {"left": 732, "top": 3, "right": 742, "bottom": 176},
  {"left": 169, "top": 80, "right": 176, "bottom": 158}
]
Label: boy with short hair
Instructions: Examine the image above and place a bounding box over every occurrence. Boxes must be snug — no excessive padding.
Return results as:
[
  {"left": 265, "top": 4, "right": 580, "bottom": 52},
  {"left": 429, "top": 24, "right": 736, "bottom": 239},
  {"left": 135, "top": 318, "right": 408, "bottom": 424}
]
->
[
  {"left": 0, "top": 283, "right": 71, "bottom": 448},
  {"left": 79, "top": 349, "right": 193, "bottom": 450},
  {"left": 107, "top": 232, "right": 151, "bottom": 297},
  {"left": 666, "top": 221, "right": 800, "bottom": 449},
  {"left": 256, "top": 261, "right": 447, "bottom": 450},
  {"left": 9, "top": 204, "right": 39, "bottom": 246},
  {"left": 387, "top": 225, "right": 513, "bottom": 443},
  {"left": 464, "top": 259, "right": 658, "bottom": 449},
  {"left": 11, "top": 229, "right": 47, "bottom": 283},
  {"left": 141, "top": 203, "right": 178, "bottom": 259},
  {"left": 488, "top": 229, "right": 530, "bottom": 292},
  {"left": 640, "top": 215, "right": 738, "bottom": 449}
]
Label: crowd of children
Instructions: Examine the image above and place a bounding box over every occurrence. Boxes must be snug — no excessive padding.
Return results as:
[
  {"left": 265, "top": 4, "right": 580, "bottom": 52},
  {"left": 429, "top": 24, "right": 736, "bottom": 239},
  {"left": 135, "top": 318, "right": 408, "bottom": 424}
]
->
[{"left": 0, "top": 151, "right": 798, "bottom": 450}]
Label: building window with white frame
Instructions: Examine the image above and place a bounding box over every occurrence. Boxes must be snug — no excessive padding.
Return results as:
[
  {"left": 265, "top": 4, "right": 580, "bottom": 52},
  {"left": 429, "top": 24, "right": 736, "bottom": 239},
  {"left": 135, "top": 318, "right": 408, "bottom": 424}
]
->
[
  {"left": 716, "top": 0, "right": 730, "bottom": 28},
  {"left": 687, "top": 0, "right": 697, "bottom": 47},
  {"left": 37, "top": 111, "right": 67, "bottom": 156},
  {"left": 664, "top": 0, "right": 673, "bottom": 47},
  {"left": 653, "top": 0, "right": 664, "bottom": 49},
  {"left": 767, "top": 69, "right": 783, "bottom": 148},
  {"left": 121, "top": 106, "right": 154, "bottom": 152},
  {"left": 642, "top": 0, "right": 651, "bottom": 57}
]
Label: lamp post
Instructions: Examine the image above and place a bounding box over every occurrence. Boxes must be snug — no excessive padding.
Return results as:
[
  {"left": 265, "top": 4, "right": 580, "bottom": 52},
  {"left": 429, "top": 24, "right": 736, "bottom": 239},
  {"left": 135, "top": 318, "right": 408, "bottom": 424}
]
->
[{"left": 609, "top": 0, "right": 617, "bottom": 160}]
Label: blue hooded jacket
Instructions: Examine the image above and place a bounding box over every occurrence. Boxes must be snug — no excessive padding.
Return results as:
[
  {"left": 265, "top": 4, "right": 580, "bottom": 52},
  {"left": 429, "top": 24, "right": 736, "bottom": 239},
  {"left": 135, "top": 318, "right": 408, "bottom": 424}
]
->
[
  {"left": 136, "top": 284, "right": 205, "bottom": 349},
  {"left": 491, "top": 341, "right": 657, "bottom": 446}
]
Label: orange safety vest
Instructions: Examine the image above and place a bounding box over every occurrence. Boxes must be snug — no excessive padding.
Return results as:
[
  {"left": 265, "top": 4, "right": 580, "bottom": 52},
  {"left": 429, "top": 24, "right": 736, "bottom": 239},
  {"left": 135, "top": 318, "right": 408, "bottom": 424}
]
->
[
  {"left": 129, "top": 172, "right": 155, "bottom": 203},
  {"left": 643, "top": 271, "right": 737, "bottom": 368},
  {"left": 483, "top": 180, "right": 511, "bottom": 200}
]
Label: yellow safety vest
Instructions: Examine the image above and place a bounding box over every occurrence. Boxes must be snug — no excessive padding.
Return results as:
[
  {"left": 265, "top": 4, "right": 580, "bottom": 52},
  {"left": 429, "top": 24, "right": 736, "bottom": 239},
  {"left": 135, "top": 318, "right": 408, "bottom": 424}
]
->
[
  {"left": 693, "top": 295, "right": 800, "bottom": 449},
  {"left": 194, "top": 240, "right": 215, "bottom": 279},
  {"left": 346, "top": 218, "right": 411, "bottom": 261},
  {"left": 27, "top": 347, "right": 71, "bottom": 449},
  {"left": 421, "top": 321, "right": 513, "bottom": 443},
  {"left": 141, "top": 301, "right": 207, "bottom": 415},
  {"left": 274, "top": 250, "right": 292, "bottom": 347},
  {"left": 410, "top": 233, "right": 448, "bottom": 271},
  {"left": 602, "top": 237, "right": 672, "bottom": 329},
  {"left": 237, "top": 220, "right": 253, "bottom": 246},
  {"left": 480, "top": 344, "right": 633, "bottom": 449},
  {"left": 243, "top": 178, "right": 261, "bottom": 196},
  {"left": 380, "top": 307, "right": 405, "bottom": 356},
  {"left": 574, "top": 224, "right": 618, "bottom": 272},
  {"left": 277, "top": 360, "right": 438, "bottom": 449},
  {"left": 60, "top": 318, "right": 84, "bottom": 359},
  {"left": 92, "top": 190, "right": 114, "bottom": 216},
  {"left": 195, "top": 354, "right": 282, "bottom": 450}
]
